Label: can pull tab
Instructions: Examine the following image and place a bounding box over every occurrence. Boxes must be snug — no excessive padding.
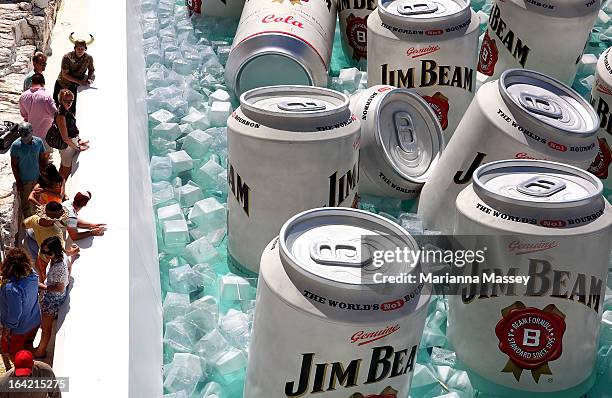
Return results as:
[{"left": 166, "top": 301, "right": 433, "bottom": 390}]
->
[
  {"left": 277, "top": 99, "right": 327, "bottom": 112},
  {"left": 310, "top": 240, "right": 372, "bottom": 267},
  {"left": 394, "top": 111, "right": 418, "bottom": 154},
  {"left": 518, "top": 93, "right": 563, "bottom": 119},
  {"left": 516, "top": 176, "right": 566, "bottom": 197},
  {"left": 397, "top": 1, "right": 439, "bottom": 15}
]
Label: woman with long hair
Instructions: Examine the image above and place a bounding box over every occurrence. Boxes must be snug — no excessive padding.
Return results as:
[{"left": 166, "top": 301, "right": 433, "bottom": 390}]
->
[
  {"left": 56, "top": 89, "right": 89, "bottom": 180},
  {"left": 28, "top": 163, "right": 66, "bottom": 207},
  {"left": 0, "top": 248, "right": 40, "bottom": 360},
  {"left": 34, "top": 236, "right": 72, "bottom": 358}
]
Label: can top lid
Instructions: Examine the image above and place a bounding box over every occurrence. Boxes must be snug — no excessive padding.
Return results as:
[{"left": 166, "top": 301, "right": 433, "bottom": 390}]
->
[
  {"left": 280, "top": 208, "right": 419, "bottom": 288},
  {"left": 374, "top": 87, "right": 444, "bottom": 181},
  {"left": 240, "top": 85, "right": 349, "bottom": 120},
  {"left": 473, "top": 159, "right": 602, "bottom": 209},
  {"left": 379, "top": 0, "right": 470, "bottom": 21},
  {"left": 499, "top": 69, "right": 598, "bottom": 136}
]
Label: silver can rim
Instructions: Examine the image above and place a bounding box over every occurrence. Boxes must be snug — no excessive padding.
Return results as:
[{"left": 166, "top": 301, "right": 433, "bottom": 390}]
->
[
  {"left": 373, "top": 87, "right": 445, "bottom": 183},
  {"left": 240, "top": 85, "right": 350, "bottom": 119},
  {"left": 498, "top": 68, "right": 599, "bottom": 137},
  {"left": 279, "top": 207, "right": 419, "bottom": 289},
  {"left": 378, "top": 0, "right": 471, "bottom": 24},
  {"left": 473, "top": 159, "right": 604, "bottom": 209}
]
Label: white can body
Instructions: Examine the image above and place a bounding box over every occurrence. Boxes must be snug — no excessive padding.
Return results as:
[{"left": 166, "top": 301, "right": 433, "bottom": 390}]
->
[
  {"left": 225, "top": 0, "right": 337, "bottom": 96},
  {"left": 418, "top": 70, "right": 599, "bottom": 234},
  {"left": 449, "top": 160, "right": 612, "bottom": 394},
  {"left": 589, "top": 47, "right": 612, "bottom": 200},
  {"left": 337, "top": 0, "right": 377, "bottom": 69},
  {"left": 227, "top": 87, "right": 360, "bottom": 274},
  {"left": 477, "top": 0, "right": 600, "bottom": 84},
  {"left": 367, "top": 0, "right": 479, "bottom": 138},
  {"left": 245, "top": 208, "right": 431, "bottom": 397}
]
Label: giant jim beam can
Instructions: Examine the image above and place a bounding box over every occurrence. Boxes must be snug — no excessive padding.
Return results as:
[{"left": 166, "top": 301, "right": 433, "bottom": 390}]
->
[
  {"left": 367, "top": 0, "right": 479, "bottom": 138},
  {"left": 227, "top": 86, "right": 360, "bottom": 275},
  {"left": 417, "top": 69, "right": 599, "bottom": 235},
  {"left": 245, "top": 207, "right": 431, "bottom": 397},
  {"left": 449, "top": 159, "right": 612, "bottom": 397},
  {"left": 350, "top": 85, "right": 445, "bottom": 198},
  {"left": 225, "top": 0, "right": 337, "bottom": 97},
  {"left": 589, "top": 47, "right": 612, "bottom": 200},
  {"left": 477, "top": 0, "right": 600, "bottom": 85},
  {"left": 337, "top": 0, "right": 377, "bottom": 69},
  {"left": 186, "top": 0, "right": 246, "bottom": 18}
]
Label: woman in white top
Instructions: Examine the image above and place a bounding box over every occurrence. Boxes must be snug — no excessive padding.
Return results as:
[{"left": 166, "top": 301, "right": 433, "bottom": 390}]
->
[{"left": 33, "top": 236, "right": 72, "bottom": 358}]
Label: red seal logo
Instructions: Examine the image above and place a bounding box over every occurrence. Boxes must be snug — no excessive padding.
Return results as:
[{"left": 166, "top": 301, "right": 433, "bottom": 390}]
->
[
  {"left": 495, "top": 302, "right": 566, "bottom": 382},
  {"left": 588, "top": 137, "right": 612, "bottom": 179},
  {"left": 186, "top": 0, "right": 201, "bottom": 15},
  {"left": 478, "top": 31, "right": 499, "bottom": 76},
  {"left": 422, "top": 92, "right": 449, "bottom": 130},
  {"left": 345, "top": 14, "right": 368, "bottom": 61}
]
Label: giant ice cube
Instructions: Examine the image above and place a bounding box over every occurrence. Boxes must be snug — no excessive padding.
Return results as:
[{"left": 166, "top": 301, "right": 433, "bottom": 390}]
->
[
  {"left": 184, "top": 237, "right": 220, "bottom": 265},
  {"left": 163, "top": 219, "right": 189, "bottom": 249},
  {"left": 168, "top": 150, "right": 194, "bottom": 175},
  {"left": 188, "top": 197, "right": 226, "bottom": 233},
  {"left": 163, "top": 353, "right": 203, "bottom": 396},
  {"left": 152, "top": 122, "right": 182, "bottom": 141},
  {"left": 209, "top": 101, "right": 232, "bottom": 127},
  {"left": 149, "top": 109, "right": 176, "bottom": 125},
  {"left": 163, "top": 292, "right": 190, "bottom": 322},
  {"left": 158, "top": 203, "right": 185, "bottom": 223},
  {"left": 193, "top": 159, "right": 225, "bottom": 188},
  {"left": 169, "top": 265, "right": 204, "bottom": 294},
  {"left": 177, "top": 182, "right": 203, "bottom": 208},
  {"left": 183, "top": 129, "right": 213, "bottom": 159},
  {"left": 150, "top": 156, "right": 173, "bottom": 182}
]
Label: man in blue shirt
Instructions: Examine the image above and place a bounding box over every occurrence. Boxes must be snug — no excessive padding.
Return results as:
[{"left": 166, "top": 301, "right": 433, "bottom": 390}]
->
[{"left": 10, "top": 123, "right": 46, "bottom": 218}]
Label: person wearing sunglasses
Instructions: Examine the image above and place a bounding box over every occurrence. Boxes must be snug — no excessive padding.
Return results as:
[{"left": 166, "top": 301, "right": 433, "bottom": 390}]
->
[
  {"left": 55, "top": 89, "right": 89, "bottom": 180},
  {"left": 0, "top": 248, "right": 41, "bottom": 361},
  {"left": 34, "top": 236, "right": 72, "bottom": 359},
  {"left": 23, "top": 51, "right": 48, "bottom": 92}
]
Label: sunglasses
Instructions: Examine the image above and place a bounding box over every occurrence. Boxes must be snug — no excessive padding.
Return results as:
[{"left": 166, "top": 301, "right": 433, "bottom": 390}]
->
[
  {"left": 40, "top": 248, "right": 51, "bottom": 255},
  {"left": 36, "top": 61, "right": 47, "bottom": 66},
  {"left": 61, "top": 99, "right": 74, "bottom": 104}
]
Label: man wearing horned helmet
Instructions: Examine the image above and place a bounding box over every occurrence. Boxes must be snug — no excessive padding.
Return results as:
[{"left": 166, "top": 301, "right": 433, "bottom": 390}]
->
[{"left": 53, "top": 33, "right": 95, "bottom": 115}]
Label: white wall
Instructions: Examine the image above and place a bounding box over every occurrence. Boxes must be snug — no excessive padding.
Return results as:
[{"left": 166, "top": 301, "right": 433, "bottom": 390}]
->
[{"left": 127, "top": 0, "right": 164, "bottom": 396}]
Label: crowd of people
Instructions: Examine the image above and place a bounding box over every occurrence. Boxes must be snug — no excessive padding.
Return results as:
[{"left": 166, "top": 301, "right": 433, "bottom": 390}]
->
[{"left": 0, "top": 38, "right": 105, "bottom": 395}]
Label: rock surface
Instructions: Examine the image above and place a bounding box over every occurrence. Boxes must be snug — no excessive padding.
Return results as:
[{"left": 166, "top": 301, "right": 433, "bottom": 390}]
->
[{"left": 0, "top": 0, "right": 62, "bottom": 250}]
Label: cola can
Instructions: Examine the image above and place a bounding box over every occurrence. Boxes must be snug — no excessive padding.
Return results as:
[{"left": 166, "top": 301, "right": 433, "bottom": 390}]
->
[
  {"left": 246, "top": 207, "right": 430, "bottom": 397},
  {"left": 227, "top": 86, "right": 360, "bottom": 274},
  {"left": 589, "top": 47, "right": 612, "bottom": 200},
  {"left": 186, "top": 0, "right": 245, "bottom": 18},
  {"left": 225, "top": 0, "right": 337, "bottom": 97},
  {"left": 418, "top": 69, "right": 599, "bottom": 234},
  {"left": 449, "top": 159, "right": 612, "bottom": 396},
  {"left": 477, "top": 0, "right": 600, "bottom": 85},
  {"left": 337, "top": 0, "right": 377, "bottom": 69},
  {"left": 367, "top": 0, "right": 479, "bottom": 138},
  {"left": 349, "top": 85, "right": 445, "bottom": 199}
]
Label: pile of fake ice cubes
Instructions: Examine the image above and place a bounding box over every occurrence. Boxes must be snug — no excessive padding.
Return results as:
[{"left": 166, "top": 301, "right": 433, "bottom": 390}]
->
[{"left": 139, "top": 0, "right": 612, "bottom": 397}]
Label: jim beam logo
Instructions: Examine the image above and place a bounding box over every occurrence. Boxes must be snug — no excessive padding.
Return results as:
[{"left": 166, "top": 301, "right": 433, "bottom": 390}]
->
[
  {"left": 228, "top": 163, "right": 250, "bottom": 216},
  {"left": 587, "top": 137, "right": 612, "bottom": 179},
  {"left": 380, "top": 61, "right": 474, "bottom": 94},
  {"left": 495, "top": 301, "right": 566, "bottom": 382},
  {"left": 460, "top": 258, "right": 604, "bottom": 315},
  {"left": 480, "top": 3, "right": 531, "bottom": 72},
  {"left": 284, "top": 345, "right": 415, "bottom": 396},
  {"left": 328, "top": 160, "right": 360, "bottom": 207}
]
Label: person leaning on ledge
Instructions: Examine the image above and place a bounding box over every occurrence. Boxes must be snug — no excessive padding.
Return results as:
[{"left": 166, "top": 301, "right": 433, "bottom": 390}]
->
[{"left": 0, "top": 350, "right": 61, "bottom": 397}]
